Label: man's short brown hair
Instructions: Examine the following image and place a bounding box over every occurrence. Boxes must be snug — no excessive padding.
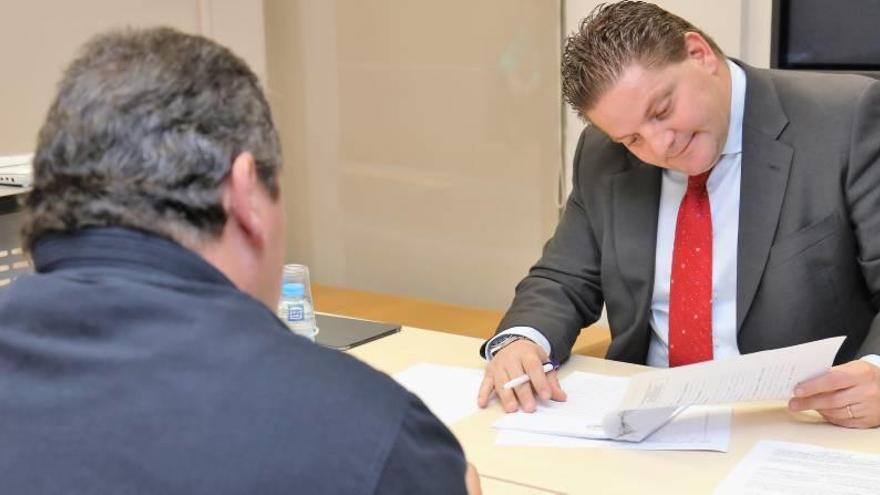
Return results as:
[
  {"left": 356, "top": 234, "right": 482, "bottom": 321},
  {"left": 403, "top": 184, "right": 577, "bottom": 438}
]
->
[{"left": 561, "top": 1, "right": 724, "bottom": 119}]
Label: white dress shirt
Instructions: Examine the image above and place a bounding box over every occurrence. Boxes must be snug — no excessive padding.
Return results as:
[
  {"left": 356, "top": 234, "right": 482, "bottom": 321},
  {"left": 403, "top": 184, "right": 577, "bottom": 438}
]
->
[{"left": 487, "top": 60, "right": 879, "bottom": 369}]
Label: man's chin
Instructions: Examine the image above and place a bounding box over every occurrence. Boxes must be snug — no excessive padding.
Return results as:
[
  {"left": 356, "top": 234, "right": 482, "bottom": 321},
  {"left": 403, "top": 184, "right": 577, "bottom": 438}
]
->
[
  {"left": 671, "top": 153, "right": 717, "bottom": 176},
  {"left": 661, "top": 161, "right": 711, "bottom": 176}
]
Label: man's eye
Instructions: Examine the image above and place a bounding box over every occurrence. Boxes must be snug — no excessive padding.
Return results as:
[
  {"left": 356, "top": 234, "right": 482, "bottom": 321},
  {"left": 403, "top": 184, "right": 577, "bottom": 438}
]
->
[{"left": 655, "top": 105, "right": 671, "bottom": 120}]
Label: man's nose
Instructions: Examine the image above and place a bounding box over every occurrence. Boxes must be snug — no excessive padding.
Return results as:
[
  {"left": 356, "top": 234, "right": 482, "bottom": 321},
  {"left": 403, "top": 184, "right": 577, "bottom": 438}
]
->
[{"left": 646, "top": 127, "right": 675, "bottom": 157}]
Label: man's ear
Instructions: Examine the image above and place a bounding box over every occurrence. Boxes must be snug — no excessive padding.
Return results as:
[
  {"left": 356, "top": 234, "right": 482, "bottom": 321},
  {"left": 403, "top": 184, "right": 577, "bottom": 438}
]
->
[
  {"left": 224, "top": 151, "right": 267, "bottom": 249},
  {"left": 683, "top": 32, "right": 719, "bottom": 70}
]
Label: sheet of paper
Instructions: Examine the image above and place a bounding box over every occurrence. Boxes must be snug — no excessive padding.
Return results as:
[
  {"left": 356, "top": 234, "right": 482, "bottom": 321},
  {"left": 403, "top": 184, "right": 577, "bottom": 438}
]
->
[
  {"left": 619, "top": 336, "right": 845, "bottom": 411},
  {"left": 492, "top": 372, "right": 630, "bottom": 439},
  {"left": 496, "top": 405, "right": 731, "bottom": 451},
  {"left": 715, "top": 440, "right": 880, "bottom": 494},
  {"left": 393, "top": 362, "right": 485, "bottom": 426}
]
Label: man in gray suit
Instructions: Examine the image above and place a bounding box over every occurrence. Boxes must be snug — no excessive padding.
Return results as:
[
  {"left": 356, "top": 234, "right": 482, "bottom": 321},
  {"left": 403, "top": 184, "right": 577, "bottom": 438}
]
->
[{"left": 478, "top": 1, "right": 880, "bottom": 429}]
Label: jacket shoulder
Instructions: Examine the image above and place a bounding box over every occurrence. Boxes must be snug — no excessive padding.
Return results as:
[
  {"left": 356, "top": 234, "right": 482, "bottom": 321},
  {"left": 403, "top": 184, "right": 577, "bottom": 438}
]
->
[{"left": 571, "top": 124, "right": 638, "bottom": 195}]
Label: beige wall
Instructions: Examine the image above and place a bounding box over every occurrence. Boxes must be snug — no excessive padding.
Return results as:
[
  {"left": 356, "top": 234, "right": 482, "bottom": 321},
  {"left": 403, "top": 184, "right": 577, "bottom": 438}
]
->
[
  {"left": 0, "top": 0, "right": 265, "bottom": 154},
  {"left": 265, "top": 0, "right": 562, "bottom": 309},
  {"left": 741, "top": 0, "right": 774, "bottom": 68}
]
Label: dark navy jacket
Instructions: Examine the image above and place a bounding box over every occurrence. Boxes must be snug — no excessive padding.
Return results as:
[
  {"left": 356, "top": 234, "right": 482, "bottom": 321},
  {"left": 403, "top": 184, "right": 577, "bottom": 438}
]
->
[{"left": 0, "top": 228, "right": 466, "bottom": 494}]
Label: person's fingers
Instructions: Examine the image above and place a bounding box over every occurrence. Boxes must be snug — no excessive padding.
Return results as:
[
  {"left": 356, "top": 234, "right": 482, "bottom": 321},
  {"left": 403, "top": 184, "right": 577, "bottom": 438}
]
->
[
  {"left": 790, "top": 361, "right": 880, "bottom": 429},
  {"left": 465, "top": 462, "right": 482, "bottom": 495},
  {"left": 795, "top": 366, "right": 861, "bottom": 398},
  {"left": 521, "top": 352, "right": 552, "bottom": 402},
  {"left": 490, "top": 364, "right": 519, "bottom": 413},
  {"left": 843, "top": 402, "right": 880, "bottom": 429},
  {"left": 815, "top": 407, "right": 863, "bottom": 428},
  {"left": 477, "top": 372, "right": 494, "bottom": 408},
  {"left": 788, "top": 384, "right": 860, "bottom": 412},
  {"left": 503, "top": 360, "right": 536, "bottom": 412},
  {"left": 547, "top": 370, "right": 568, "bottom": 402},
  {"left": 815, "top": 404, "right": 856, "bottom": 421},
  {"left": 513, "top": 381, "right": 537, "bottom": 413},
  {"left": 482, "top": 339, "right": 551, "bottom": 413}
]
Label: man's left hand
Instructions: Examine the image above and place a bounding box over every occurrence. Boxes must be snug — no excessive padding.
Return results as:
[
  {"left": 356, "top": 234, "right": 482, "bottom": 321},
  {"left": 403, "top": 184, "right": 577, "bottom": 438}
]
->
[{"left": 788, "top": 360, "right": 880, "bottom": 428}]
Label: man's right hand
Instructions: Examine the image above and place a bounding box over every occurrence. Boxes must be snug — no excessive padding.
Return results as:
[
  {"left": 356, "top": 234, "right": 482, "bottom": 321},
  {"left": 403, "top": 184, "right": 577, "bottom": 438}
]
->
[{"left": 477, "top": 339, "right": 567, "bottom": 413}]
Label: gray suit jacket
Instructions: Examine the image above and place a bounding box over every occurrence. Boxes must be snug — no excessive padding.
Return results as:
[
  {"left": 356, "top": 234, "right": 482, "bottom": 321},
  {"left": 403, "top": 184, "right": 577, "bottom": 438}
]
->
[{"left": 490, "top": 62, "right": 880, "bottom": 365}]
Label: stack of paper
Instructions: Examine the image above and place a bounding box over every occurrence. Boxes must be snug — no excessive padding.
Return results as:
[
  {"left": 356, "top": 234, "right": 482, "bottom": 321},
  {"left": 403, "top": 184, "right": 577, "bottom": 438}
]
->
[
  {"left": 493, "top": 337, "right": 844, "bottom": 444},
  {"left": 494, "top": 371, "right": 732, "bottom": 451}
]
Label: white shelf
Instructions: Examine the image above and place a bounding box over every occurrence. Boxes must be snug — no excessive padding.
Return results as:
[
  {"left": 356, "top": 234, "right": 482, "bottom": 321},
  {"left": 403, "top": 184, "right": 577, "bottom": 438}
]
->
[{"left": 0, "top": 185, "right": 29, "bottom": 198}]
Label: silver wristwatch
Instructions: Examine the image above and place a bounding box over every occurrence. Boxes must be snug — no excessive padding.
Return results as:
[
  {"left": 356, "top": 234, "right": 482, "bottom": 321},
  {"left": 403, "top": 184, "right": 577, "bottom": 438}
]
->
[{"left": 488, "top": 334, "right": 532, "bottom": 358}]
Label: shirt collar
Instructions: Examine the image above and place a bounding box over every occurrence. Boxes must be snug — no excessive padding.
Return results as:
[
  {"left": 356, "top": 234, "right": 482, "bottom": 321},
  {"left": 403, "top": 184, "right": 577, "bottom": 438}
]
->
[{"left": 722, "top": 58, "right": 746, "bottom": 156}]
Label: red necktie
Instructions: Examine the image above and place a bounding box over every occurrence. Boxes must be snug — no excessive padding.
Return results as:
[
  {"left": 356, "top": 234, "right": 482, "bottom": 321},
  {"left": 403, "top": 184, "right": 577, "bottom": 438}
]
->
[{"left": 668, "top": 171, "right": 713, "bottom": 367}]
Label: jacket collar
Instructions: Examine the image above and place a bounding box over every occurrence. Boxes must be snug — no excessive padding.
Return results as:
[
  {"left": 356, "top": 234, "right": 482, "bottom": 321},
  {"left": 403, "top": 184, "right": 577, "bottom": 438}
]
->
[
  {"left": 31, "top": 227, "right": 235, "bottom": 288},
  {"left": 734, "top": 61, "right": 793, "bottom": 331}
]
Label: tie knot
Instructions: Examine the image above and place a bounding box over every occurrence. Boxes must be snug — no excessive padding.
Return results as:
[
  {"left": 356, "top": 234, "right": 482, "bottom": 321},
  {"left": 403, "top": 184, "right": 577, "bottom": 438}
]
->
[{"left": 687, "top": 170, "right": 711, "bottom": 192}]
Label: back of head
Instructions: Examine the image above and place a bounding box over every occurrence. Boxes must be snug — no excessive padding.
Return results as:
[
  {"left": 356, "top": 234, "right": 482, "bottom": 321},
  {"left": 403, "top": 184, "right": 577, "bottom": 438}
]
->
[
  {"left": 561, "top": 1, "right": 724, "bottom": 119},
  {"left": 23, "top": 27, "right": 281, "bottom": 250}
]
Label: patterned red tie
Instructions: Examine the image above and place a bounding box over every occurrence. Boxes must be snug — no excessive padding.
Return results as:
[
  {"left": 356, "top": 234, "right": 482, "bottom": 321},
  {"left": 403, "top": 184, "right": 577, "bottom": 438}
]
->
[{"left": 668, "top": 170, "right": 713, "bottom": 367}]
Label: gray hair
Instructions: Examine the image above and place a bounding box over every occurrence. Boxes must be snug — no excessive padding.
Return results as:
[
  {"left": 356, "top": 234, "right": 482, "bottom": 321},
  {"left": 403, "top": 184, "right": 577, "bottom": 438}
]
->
[{"left": 23, "top": 26, "right": 281, "bottom": 250}]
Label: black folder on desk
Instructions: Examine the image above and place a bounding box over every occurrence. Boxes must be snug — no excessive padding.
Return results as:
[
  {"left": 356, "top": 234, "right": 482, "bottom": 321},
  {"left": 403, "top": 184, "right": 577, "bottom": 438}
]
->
[{"left": 315, "top": 313, "right": 400, "bottom": 350}]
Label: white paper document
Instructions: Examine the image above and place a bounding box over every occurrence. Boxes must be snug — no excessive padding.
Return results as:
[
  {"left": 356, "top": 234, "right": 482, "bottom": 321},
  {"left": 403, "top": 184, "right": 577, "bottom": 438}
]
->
[
  {"left": 496, "top": 404, "right": 731, "bottom": 451},
  {"left": 393, "top": 363, "right": 485, "bottom": 426},
  {"left": 493, "top": 372, "right": 633, "bottom": 439},
  {"left": 715, "top": 440, "right": 880, "bottom": 494},
  {"left": 492, "top": 371, "right": 727, "bottom": 446},
  {"left": 493, "top": 337, "right": 843, "bottom": 443},
  {"left": 618, "top": 336, "right": 845, "bottom": 411}
]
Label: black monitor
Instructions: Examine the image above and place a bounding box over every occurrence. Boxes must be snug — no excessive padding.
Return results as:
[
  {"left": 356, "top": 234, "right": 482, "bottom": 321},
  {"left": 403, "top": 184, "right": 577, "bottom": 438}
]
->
[{"left": 771, "top": 0, "right": 880, "bottom": 78}]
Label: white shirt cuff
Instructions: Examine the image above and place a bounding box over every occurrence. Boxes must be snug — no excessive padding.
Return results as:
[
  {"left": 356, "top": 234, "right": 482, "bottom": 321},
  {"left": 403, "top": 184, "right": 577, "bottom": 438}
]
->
[
  {"left": 484, "top": 326, "right": 553, "bottom": 360},
  {"left": 859, "top": 354, "right": 880, "bottom": 368}
]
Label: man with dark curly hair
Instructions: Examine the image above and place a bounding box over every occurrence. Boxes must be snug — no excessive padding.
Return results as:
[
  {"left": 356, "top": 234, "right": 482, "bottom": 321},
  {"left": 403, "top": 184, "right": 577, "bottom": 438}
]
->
[
  {"left": 479, "top": 1, "right": 880, "bottom": 430},
  {"left": 0, "top": 27, "right": 479, "bottom": 494}
]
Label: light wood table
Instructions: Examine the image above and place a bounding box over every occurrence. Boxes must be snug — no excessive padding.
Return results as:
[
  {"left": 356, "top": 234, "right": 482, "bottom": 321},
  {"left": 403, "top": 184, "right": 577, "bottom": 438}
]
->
[
  {"left": 313, "top": 283, "right": 612, "bottom": 357},
  {"left": 350, "top": 327, "right": 880, "bottom": 495}
]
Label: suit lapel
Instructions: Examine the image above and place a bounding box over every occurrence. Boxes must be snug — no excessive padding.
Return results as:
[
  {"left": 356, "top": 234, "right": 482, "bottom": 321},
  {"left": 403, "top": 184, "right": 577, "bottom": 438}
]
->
[
  {"left": 613, "top": 158, "right": 662, "bottom": 318},
  {"left": 736, "top": 64, "right": 794, "bottom": 331}
]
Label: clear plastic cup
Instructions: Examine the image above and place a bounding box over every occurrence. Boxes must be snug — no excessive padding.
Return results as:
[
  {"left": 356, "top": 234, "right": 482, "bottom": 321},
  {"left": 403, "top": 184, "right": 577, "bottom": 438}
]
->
[{"left": 277, "top": 264, "right": 319, "bottom": 341}]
